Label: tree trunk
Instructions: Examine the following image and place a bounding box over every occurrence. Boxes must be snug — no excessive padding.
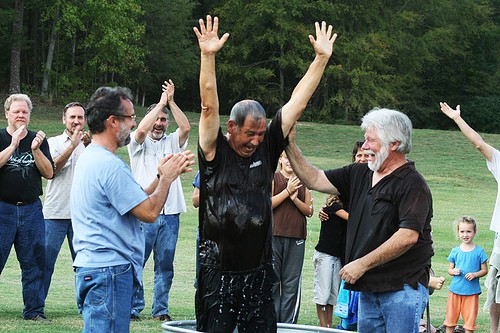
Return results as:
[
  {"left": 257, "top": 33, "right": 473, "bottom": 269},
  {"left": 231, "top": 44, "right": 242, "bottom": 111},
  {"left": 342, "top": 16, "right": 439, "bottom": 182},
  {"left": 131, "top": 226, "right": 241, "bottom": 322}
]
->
[
  {"left": 279, "top": 46, "right": 284, "bottom": 105},
  {"left": 9, "top": 0, "right": 23, "bottom": 94},
  {"left": 41, "top": 8, "right": 59, "bottom": 96}
]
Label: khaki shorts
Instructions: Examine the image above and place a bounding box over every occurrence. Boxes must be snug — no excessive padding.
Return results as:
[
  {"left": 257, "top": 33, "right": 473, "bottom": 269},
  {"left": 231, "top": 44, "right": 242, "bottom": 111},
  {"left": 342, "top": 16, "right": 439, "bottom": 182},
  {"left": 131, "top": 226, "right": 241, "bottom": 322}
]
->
[{"left": 312, "top": 250, "right": 342, "bottom": 305}]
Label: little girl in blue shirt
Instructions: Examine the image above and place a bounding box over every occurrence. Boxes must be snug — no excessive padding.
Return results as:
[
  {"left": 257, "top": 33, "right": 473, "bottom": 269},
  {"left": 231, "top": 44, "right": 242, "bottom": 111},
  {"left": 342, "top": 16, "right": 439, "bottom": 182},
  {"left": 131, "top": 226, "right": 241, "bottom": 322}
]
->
[{"left": 444, "top": 216, "right": 488, "bottom": 333}]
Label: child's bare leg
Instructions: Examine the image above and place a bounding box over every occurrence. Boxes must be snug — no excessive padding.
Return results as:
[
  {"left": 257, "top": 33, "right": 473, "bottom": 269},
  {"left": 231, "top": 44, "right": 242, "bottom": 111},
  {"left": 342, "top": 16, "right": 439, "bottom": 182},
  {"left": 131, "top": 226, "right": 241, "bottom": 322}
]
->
[{"left": 316, "top": 304, "right": 333, "bottom": 328}]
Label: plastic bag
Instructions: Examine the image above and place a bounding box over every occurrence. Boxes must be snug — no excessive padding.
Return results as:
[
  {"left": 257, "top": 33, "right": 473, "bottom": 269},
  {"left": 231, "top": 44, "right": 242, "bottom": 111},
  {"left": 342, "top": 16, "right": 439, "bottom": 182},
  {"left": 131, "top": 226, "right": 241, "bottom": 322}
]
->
[{"left": 334, "top": 280, "right": 350, "bottom": 319}]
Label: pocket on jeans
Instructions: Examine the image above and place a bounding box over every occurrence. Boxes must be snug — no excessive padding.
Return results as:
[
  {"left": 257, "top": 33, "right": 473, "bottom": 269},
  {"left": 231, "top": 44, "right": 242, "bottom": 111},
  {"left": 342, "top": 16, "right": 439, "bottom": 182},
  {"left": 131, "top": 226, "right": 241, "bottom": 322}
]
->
[
  {"left": 75, "top": 268, "right": 107, "bottom": 306},
  {"left": 112, "top": 263, "right": 132, "bottom": 277}
]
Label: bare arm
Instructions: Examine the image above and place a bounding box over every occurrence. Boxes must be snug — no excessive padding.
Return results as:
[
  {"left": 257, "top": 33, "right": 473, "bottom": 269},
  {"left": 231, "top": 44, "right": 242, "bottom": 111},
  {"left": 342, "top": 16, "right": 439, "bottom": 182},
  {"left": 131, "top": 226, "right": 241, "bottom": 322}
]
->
[
  {"left": 464, "top": 261, "right": 488, "bottom": 281},
  {"left": 194, "top": 15, "right": 229, "bottom": 161},
  {"left": 131, "top": 151, "right": 195, "bottom": 222},
  {"left": 32, "top": 131, "right": 54, "bottom": 179},
  {"left": 285, "top": 124, "right": 339, "bottom": 194},
  {"left": 0, "top": 145, "right": 16, "bottom": 168},
  {"left": 53, "top": 127, "right": 83, "bottom": 174},
  {"left": 192, "top": 186, "right": 200, "bottom": 208},
  {"left": 319, "top": 206, "right": 348, "bottom": 221},
  {"left": 335, "top": 209, "right": 349, "bottom": 221},
  {"left": 281, "top": 21, "right": 337, "bottom": 137},
  {"left": 440, "top": 102, "right": 494, "bottom": 161},
  {"left": 166, "top": 81, "right": 190, "bottom": 147},
  {"left": 272, "top": 175, "right": 303, "bottom": 208},
  {"left": 339, "top": 228, "right": 419, "bottom": 284},
  {"left": 291, "top": 187, "right": 313, "bottom": 217},
  {"left": 448, "top": 261, "right": 460, "bottom": 276},
  {"left": 0, "top": 126, "right": 24, "bottom": 168},
  {"left": 142, "top": 175, "right": 159, "bottom": 195}
]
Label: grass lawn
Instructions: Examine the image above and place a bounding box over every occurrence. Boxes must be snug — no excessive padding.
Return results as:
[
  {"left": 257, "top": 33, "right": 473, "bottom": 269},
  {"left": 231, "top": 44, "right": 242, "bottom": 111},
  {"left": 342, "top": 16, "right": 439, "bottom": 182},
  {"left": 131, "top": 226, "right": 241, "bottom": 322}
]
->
[{"left": 0, "top": 105, "right": 498, "bottom": 332}]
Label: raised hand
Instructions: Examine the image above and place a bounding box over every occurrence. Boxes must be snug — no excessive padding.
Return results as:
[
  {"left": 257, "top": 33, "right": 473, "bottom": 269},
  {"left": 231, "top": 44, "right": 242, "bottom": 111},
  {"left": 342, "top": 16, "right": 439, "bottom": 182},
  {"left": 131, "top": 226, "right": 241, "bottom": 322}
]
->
[
  {"left": 440, "top": 102, "right": 461, "bottom": 121},
  {"left": 82, "top": 131, "right": 92, "bottom": 146},
  {"left": 162, "top": 79, "right": 175, "bottom": 103},
  {"left": 31, "top": 130, "right": 46, "bottom": 150},
  {"left": 193, "top": 15, "right": 230, "bottom": 56},
  {"left": 309, "top": 21, "right": 337, "bottom": 59},
  {"left": 70, "top": 125, "right": 83, "bottom": 148}
]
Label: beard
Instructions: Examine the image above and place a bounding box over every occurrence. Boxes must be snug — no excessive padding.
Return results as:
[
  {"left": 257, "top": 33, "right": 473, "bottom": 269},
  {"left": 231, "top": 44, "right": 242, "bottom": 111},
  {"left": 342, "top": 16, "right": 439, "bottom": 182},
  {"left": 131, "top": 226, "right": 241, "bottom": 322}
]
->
[
  {"left": 116, "top": 122, "right": 131, "bottom": 147},
  {"left": 149, "top": 126, "right": 166, "bottom": 140},
  {"left": 366, "top": 144, "right": 389, "bottom": 172}
]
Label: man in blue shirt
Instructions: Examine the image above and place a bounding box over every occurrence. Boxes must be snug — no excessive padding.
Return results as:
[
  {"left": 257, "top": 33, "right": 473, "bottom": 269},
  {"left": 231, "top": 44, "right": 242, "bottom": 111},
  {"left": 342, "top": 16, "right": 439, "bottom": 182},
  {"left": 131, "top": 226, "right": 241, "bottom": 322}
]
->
[{"left": 70, "top": 86, "right": 194, "bottom": 333}]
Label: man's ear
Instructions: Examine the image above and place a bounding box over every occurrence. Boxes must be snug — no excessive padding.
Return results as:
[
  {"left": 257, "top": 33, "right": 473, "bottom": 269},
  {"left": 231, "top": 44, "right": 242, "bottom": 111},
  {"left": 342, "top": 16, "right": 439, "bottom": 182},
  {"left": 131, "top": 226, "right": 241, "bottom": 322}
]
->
[
  {"left": 227, "top": 120, "right": 236, "bottom": 134},
  {"left": 390, "top": 141, "right": 401, "bottom": 151},
  {"left": 106, "top": 116, "right": 120, "bottom": 129}
]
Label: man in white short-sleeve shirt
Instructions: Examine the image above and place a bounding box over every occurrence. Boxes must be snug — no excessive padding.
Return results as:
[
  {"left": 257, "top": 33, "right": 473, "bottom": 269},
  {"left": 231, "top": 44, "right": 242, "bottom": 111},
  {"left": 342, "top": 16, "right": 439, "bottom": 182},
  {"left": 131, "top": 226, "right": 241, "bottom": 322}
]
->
[
  {"left": 128, "top": 80, "right": 190, "bottom": 321},
  {"left": 43, "top": 102, "right": 90, "bottom": 301}
]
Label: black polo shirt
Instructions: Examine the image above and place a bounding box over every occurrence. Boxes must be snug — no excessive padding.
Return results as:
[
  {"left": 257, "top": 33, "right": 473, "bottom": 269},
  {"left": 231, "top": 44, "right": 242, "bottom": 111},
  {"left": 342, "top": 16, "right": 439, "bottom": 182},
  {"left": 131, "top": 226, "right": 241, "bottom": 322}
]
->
[{"left": 325, "top": 161, "right": 433, "bottom": 292}]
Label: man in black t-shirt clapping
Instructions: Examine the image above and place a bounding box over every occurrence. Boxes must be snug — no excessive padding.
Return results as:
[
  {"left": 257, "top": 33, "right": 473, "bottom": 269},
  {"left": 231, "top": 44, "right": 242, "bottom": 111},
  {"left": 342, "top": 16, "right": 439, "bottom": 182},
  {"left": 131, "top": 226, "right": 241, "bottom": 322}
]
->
[{"left": 0, "top": 94, "right": 55, "bottom": 322}]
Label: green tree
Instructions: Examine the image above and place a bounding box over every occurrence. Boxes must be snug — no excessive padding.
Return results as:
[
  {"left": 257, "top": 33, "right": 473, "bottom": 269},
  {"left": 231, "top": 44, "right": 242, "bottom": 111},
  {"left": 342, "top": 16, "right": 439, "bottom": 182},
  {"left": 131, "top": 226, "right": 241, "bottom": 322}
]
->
[
  {"left": 9, "top": 0, "right": 23, "bottom": 93},
  {"left": 212, "top": 0, "right": 336, "bottom": 115},
  {"left": 137, "top": 0, "right": 198, "bottom": 108}
]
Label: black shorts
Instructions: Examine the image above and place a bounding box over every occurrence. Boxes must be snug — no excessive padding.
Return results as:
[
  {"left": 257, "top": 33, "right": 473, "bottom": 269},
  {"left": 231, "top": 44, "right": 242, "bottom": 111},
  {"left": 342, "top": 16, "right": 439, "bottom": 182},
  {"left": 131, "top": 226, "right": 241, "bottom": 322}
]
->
[{"left": 195, "top": 262, "right": 277, "bottom": 333}]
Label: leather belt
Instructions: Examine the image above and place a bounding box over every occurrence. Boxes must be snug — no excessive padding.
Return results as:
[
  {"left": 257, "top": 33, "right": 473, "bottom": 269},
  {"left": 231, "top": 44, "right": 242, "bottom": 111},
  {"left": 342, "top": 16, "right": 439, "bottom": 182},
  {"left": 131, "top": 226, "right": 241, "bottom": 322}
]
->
[{"left": 0, "top": 198, "right": 33, "bottom": 206}]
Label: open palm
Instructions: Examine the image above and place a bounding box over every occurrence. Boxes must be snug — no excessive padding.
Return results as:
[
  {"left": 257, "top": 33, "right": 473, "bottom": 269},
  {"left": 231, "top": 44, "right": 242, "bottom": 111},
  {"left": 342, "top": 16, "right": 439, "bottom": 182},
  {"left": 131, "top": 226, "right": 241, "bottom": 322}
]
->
[
  {"left": 194, "top": 15, "right": 230, "bottom": 55},
  {"left": 310, "top": 21, "right": 337, "bottom": 58}
]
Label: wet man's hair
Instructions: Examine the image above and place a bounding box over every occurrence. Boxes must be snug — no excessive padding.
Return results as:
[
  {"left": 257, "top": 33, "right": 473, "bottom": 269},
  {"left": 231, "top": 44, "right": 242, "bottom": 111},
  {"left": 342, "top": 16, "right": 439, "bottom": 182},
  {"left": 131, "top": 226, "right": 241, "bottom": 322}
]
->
[
  {"left": 86, "top": 86, "right": 133, "bottom": 134},
  {"left": 63, "top": 102, "right": 85, "bottom": 117},
  {"left": 4, "top": 94, "right": 33, "bottom": 112},
  {"left": 361, "top": 108, "right": 413, "bottom": 154},
  {"left": 229, "top": 100, "right": 266, "bottom": 127}
]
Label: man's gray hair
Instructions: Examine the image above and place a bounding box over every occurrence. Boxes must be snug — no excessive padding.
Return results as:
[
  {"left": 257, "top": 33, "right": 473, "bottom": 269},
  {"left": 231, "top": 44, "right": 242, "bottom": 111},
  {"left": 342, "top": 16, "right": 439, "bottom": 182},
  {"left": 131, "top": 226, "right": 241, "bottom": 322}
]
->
[
  {"left": 229, "top": 100, "right": 266, "bottom": 127},
  {"left": 361, "top": 108, "right": 413, "bottom": 154},
  {"left": 146, "top": 103, "right": 170, "bottom": 118}
]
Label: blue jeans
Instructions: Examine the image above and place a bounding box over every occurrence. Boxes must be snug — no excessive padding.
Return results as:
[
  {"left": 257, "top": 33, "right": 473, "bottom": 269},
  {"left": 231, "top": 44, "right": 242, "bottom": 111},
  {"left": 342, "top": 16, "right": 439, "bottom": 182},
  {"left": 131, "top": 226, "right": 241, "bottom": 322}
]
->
[
  {"left": 0, "top": 199, "right": 45, "bottom": 319},
  {"left": 44, "top": 219, "right": 76, "bottom": 299},
  {"left": 358, "top": 282, "right": 428, "bottom": 333},
  {"left": 132, "top": 213, "right": 179, "bottom": 317},
  {"left": 75, "top": 264, "right": 133, "bottom": 333}
]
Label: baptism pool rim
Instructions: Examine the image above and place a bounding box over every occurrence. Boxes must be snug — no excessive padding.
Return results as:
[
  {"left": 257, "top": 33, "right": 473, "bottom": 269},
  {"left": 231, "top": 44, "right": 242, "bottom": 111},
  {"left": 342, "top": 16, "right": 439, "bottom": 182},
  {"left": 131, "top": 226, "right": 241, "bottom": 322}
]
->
[{"left": 161, "top": 320, "right": 356, "bottom": 333}]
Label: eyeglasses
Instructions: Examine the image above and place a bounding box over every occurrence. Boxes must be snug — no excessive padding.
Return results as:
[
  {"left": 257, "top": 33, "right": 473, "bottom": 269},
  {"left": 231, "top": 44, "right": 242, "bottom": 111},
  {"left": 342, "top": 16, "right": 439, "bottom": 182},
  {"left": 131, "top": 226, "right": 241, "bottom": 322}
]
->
[{"left": 112, "top": 114, "right": 136, "bottom": 120}]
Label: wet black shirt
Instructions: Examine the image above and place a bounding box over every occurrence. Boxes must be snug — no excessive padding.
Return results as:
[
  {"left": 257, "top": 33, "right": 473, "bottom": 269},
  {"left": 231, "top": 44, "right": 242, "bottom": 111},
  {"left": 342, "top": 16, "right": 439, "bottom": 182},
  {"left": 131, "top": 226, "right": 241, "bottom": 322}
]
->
[
  {"left": 0, "top": 128, "right": 53, "bottom": 202},
  {"left": 325, "top": 162, "right": 433, "bottom": 292},
  {"left": 198, "top": 110, "right": 286, "bottom": 272}
]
